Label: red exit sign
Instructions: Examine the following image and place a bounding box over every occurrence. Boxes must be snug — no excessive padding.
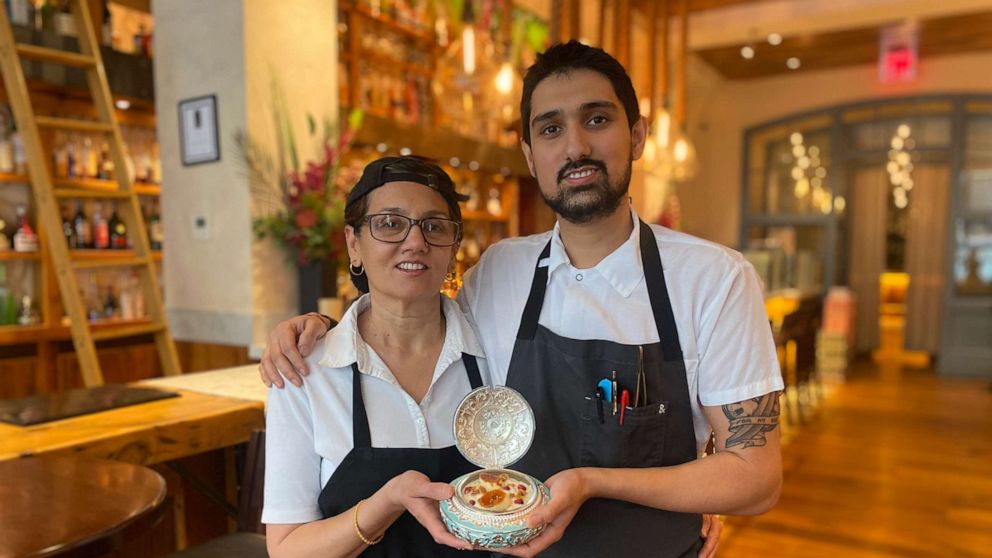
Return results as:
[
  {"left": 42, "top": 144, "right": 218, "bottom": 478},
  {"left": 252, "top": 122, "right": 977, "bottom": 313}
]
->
[{"left": 879, "top": 22, "right": 918, "bottom": 83}]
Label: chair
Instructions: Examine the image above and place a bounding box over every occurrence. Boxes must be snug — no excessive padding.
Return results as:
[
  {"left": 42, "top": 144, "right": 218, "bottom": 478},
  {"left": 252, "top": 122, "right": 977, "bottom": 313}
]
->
[
  {"left": 774, "top": 295, "right": 823, "bottom": 423},
  {"left": 165, "top": 430, "right": 267, "bottom": 557}
]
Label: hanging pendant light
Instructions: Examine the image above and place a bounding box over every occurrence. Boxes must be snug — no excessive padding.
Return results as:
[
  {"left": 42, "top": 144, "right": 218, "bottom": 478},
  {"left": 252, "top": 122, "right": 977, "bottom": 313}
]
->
[
  {"left": 670, "top": 0, "right": 697, "bottom": 183},
  {"left": 462, "top": 1, "right": 477, "bottom": 75}
]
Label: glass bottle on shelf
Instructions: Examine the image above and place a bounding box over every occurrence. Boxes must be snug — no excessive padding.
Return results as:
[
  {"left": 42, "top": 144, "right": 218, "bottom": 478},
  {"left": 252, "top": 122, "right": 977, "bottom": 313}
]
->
[
  {"left": 0, "top": 120, "right": 14, "bottom": 173},
  {"left": 148, "top": 199, "right": 163, "bottom": 250},
  {"left": 108, "top": 202, "right": 127, "bottom": 249},
  {"left": 0, "top": 218, "right": 10, "bottom": 251},
  {"left": 101, "top": 3, "right": 112, "bottom": 47},
  {"left": 13, "top": 204, "right": 38, "bottom": 252},
  {"left": 11, "top": 124, "right": 25, "bottom": 175},
  {"left": 102, "top": 285, "right": 117, "bottom": 319},
  {"left": 66, "top": 135, "right": 78, "bottom": 178},
  {"left": 61, "top": 204, "right": 75, "bottom": 248},
  {"left": 17, "top": 295, "right": 39, "bottom": 326},
  {"left": 97, "top": 141, "right": 113, "bottom": 180},
  {"left": 0, "top": 263, "right": 15, "bottom": 326},
  {"left": 73, "top": 200, "right": 91, "bottom": 249},
  {"left": 92, "top": 202, "right": 109, "bottom": 249}
]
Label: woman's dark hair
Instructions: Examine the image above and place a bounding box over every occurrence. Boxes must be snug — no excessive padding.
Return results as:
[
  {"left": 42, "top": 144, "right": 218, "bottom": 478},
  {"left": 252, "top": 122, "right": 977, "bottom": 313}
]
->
[
  {"left": 520, "top": 40, "right": 641, "bottom": 145},
  {"left": 344, "top": 156, "right": 463, "bottom": 293}
]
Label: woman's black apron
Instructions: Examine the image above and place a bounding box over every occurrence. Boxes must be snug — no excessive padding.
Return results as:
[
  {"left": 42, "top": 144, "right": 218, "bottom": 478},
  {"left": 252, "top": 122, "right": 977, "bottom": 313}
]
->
[
  {"left": 504, "top": 220, "right": 703, "bottom": 557},
  {"left": 318, "top": 353, "right": 491, "bottom": 557}
]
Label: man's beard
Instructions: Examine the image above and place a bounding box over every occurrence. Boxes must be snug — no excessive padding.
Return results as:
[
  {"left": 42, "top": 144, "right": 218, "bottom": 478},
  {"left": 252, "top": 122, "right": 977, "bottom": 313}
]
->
[{"left": 540, "top": 159, "right": 632, "bottom": 224}]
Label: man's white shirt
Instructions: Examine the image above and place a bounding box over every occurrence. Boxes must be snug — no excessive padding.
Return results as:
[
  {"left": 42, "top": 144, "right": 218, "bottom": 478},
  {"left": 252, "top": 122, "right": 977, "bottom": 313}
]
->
[{"left": 460, "top": 206, "right": 784, "bottom": 453}]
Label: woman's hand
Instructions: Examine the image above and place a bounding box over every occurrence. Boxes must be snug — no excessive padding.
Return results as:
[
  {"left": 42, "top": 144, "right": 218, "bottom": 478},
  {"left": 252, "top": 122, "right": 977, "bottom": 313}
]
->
[
  {"left": 259, "top": 313, "right": 330, "bottom": 387},
  {"left": 385, "top": 470, "right": 473, "bottom": 551}
]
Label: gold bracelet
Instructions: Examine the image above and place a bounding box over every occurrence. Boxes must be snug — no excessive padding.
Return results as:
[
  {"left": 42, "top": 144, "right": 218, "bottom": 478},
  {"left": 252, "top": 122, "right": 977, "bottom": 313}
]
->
[{"left": 353, "top": 498, "right": 384, "bottom": 546}]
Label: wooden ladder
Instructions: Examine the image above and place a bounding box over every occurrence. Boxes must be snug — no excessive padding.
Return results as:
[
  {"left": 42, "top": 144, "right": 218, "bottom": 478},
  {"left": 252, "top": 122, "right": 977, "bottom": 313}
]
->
[{"left": 0, "top": 1, "right": 181, "bottom": 385}]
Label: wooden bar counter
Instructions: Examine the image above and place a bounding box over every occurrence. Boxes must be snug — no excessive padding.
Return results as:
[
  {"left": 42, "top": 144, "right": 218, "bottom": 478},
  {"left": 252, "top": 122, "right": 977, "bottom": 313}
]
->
[{"left": 0, "top": 387, "right": 264, "bottom": 465}]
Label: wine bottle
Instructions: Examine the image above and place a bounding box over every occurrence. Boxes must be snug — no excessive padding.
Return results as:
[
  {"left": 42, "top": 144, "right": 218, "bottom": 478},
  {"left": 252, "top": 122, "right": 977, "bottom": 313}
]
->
[
  {"left": 12, "top": 204, "right": 38, "bottom": 252},
  {"left": 73, "top": 200, "right": 92, "bottom": 249},
  {"left": 61, "top": 204, "right": 75, "bottom": 248},
  {"left": 92, "top": 202, "right": 109, "bottom": 249},
  {"left": 148, "top": 199, "right": 163, "bottom": 250},
  {"left": 108, "top": 201, "right": 127, "bottom": 249}
]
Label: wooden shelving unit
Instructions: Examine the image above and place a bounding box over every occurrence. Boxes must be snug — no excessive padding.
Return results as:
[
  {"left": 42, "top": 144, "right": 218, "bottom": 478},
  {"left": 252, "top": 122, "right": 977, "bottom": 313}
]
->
[{"left": 0, "top": 5, "right": 170, "bottom": 398}]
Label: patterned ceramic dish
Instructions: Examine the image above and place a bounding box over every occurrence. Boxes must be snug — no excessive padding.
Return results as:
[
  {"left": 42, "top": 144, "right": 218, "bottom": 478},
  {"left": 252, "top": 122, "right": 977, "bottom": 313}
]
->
[{"left": 439, "top": 386, "right": 550, "bottom": 549}]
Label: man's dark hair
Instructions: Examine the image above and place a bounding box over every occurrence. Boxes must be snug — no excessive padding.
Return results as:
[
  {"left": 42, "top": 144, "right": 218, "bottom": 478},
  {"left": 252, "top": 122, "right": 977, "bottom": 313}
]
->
[
  {"left": 344, "top": 156, "right": 462, "bottom": 293},
  {"left": 520, "top": 40, "right": 641, "bottom": 145}
]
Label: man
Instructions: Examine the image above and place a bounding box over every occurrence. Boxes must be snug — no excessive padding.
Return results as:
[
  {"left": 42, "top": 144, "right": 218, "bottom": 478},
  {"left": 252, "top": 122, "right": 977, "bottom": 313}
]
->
[{"left": 262, "top": 41, "right": 782, "bottom": 557}]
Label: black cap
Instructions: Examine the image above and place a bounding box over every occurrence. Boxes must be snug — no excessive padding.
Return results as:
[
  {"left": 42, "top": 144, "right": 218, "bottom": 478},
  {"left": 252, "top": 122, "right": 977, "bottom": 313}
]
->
[{"left": 346, "top": 156, "right": 470, "bottom": 209}]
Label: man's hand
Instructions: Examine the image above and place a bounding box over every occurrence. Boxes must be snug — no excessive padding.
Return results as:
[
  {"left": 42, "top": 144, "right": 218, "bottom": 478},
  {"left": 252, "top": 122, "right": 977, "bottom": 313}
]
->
[
  {"left": 497, "top": 468, "right": 590, "bottom": 558},
  {"left": 387, "top": 471, "right": 473, "bottom": 551},
  {"left": 699, "top": 514, "right": 722, "bottom": 558},
  {"left": 259, "top": 313, "right": 330, "bottom": 388}
]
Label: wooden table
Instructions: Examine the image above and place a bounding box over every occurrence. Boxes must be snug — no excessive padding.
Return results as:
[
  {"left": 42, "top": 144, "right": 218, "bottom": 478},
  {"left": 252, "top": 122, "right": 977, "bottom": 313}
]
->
[
  {"left": 0, "top": 456, "right": 167, "bottom": 557},
  {"left": 0, "top": 388, "right": 266, "bottom": 551},
  {"left": 0, "top": 389, "right": 265, "bottom": 465}
]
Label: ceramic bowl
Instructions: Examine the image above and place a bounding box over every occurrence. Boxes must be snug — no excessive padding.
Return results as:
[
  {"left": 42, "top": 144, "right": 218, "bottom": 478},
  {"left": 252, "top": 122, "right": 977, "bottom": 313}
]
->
[
  {"left": 441, "top": 386, "right": 549, "bottom": 549},
  {"left": 440, "top": 469, "right": 550, "bottom": 549}
]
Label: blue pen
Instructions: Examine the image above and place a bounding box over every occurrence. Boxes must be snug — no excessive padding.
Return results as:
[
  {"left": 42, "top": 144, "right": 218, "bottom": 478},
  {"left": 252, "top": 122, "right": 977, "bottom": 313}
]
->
[{"left": 597, "top": 378, "right": 613, "bottom": 403}]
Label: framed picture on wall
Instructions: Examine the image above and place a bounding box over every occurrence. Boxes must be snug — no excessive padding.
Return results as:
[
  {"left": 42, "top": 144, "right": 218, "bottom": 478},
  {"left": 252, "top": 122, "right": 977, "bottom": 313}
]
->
[{"left": 178, "top": 94, "right": 220, "bottom": 165}]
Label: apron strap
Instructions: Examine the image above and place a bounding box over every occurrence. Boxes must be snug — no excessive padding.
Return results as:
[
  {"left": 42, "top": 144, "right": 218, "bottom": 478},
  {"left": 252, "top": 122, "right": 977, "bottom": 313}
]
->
[
  {"left": 351, "top": 363, "right": 373, "bottom": 448},
  {"left": 350, "top": 352, "right": 484, "bottom": 449},
  {"left": 639, "top": 220, "right": 684, "bottom": 362},
  {"left": 462, "top": 353, "right": 484, "bottom": 389},
  {"left": 516, "top": 240, "right": 553, "bottom": 340}
]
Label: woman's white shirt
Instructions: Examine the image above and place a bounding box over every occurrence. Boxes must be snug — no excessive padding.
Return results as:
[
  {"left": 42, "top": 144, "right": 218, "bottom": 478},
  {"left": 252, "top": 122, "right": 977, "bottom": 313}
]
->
[{"left": 262, "top": 294, "right": 489, "bottom": 525}]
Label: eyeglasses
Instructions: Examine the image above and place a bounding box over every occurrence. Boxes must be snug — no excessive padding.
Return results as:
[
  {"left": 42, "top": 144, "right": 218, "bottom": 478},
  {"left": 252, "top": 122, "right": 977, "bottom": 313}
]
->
[{"left": 361, "top": 213, "right": 462, "bottom": 247}]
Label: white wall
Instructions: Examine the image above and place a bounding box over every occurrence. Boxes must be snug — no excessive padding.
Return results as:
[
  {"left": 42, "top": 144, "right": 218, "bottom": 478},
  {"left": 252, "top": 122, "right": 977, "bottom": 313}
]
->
[
  {"left": 682, "top": 51, "right": 992, "bottom": 247},
  {"left": 154, "top": 0, "right": 251, "bottom": 345},
  {"left": 154, "top": 0, "right": 337, "bottom": 348}
]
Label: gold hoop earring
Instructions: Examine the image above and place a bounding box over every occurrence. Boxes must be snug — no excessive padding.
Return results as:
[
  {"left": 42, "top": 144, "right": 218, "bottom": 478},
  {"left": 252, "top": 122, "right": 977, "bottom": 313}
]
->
[{"left": 349, "top": 262, "right": 365, "bottom": 276}]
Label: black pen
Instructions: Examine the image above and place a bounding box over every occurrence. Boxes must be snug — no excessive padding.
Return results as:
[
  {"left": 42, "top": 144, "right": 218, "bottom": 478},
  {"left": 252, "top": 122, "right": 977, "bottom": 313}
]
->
[
  {"left": 611, "top": 370, "right": 618, "bottom": 416},
  {"left": 595, "top": 387, "right": 605, "bottom": 424}
]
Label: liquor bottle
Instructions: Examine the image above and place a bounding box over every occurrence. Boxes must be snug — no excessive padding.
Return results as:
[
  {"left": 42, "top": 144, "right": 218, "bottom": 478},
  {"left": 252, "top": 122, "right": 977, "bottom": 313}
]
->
[
  {"left": 80, "top": 136, "right": 93, "bottom": 178},
  {"left": 73, "top": 200, "right": 92, "bottom": 249},
  {"left": 148, "top": 198, "right": 163, "bottom": 250},
  {"left": 92, "top": 202, "right": 109, "bottom": 249},
  {"left": 54, "top": 0, "right": 75, "bottom": 36},
  {"left": 9, "top": 0, "right": 34, "bottom": 27},
  {"left": 66, "top": 137, "right": 77, "bottom": 178},
  {"left": 11, "top": 125, "right": 25, "bottom": 174},
  {"left": 102, "top": 285, "right": 117, "bottom": 319},
  {"left": 0, "top": 112, "right": 14, "bottom": 173},
  {"left": 108, "top": 202, "right": 127, "bottom": 249},
  {"left": 12, "top": 204, "right": 38, "bottom": 252},
  {"left": 61, "top": 204, "right": 75, "bottom": 248},
  {"left": 0, "top": 263, "right": 14, "bottom": 325},
  {"left": 0, "top": 218, "right": 10, "bottom": 251},
  {"left": 101, "top": 2, "right": 112, "bottom": 47},
  {"left": 98, "top": 141, "right": 113, "bottom": 179},
  {"left": 38, "top": 0, "right": 55, "bottom": 31},
  {"left": 17, "top": 295, "right": 39, "bottom": 325}
]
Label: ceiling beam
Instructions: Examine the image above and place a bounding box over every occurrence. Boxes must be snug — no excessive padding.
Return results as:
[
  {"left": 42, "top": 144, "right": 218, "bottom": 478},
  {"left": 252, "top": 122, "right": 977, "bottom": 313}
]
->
[{"left": 689, "top": 0, "right": 992, "bottom": 50}]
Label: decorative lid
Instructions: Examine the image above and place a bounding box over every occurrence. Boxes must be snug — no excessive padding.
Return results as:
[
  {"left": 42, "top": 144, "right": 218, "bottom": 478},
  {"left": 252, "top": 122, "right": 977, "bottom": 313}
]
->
[{"left": 452, "top": 386, "right": 535, "bottom": 469}]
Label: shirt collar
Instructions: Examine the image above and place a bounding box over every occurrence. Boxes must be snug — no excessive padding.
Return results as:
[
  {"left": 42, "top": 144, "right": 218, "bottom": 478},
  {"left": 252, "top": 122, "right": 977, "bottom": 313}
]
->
[
  {"left": 317, "top": 294, "right": 484, "bottom": 379},
  {"left": 547, "top": 206, "right": 646, "bottom": 298}
]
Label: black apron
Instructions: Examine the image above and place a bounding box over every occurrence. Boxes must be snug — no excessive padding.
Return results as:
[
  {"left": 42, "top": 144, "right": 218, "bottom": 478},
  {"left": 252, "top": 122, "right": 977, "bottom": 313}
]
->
[
  {"left": 318, "top": 354, "right": 491, "bottom": 558},
  {"left": 504, "top": 220, "right": 703, "bottom": 557}
]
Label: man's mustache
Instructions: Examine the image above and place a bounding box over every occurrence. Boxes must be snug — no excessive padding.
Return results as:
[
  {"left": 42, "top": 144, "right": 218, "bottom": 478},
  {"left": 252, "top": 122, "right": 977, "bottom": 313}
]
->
[{"left": 557, "top": 159, "right": 607, "bottom": 183}]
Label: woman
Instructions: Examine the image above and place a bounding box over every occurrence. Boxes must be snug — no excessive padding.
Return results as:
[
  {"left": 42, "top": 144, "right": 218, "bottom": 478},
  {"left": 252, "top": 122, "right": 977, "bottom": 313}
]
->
[{"left": 263, "top": 156, "right": 490, "bottom": 557}]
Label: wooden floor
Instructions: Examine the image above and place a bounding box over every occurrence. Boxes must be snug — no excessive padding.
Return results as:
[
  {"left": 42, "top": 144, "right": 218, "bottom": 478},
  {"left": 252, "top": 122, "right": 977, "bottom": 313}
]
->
[{"left": 721, "top": 358, "right": 992, "bottom": 558}]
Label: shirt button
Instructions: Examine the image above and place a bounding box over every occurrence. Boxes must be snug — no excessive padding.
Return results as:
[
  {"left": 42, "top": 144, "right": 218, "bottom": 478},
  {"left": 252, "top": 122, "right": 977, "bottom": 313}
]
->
[{"left": 576, "top": 273, "right": 583, "bottom": 281}]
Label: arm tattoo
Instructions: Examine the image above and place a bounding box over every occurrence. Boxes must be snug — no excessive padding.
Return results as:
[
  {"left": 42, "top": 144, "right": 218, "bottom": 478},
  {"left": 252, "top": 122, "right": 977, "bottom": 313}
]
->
[{"left": 721, "top": 392, "right": 780, "bottom": 449}]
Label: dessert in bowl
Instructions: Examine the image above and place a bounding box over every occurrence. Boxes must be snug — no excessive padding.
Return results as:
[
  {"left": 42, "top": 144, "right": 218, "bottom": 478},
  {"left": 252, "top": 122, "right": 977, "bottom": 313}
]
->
[{"left": 439, "top": 386, "right": 550, "bottom": 549}]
